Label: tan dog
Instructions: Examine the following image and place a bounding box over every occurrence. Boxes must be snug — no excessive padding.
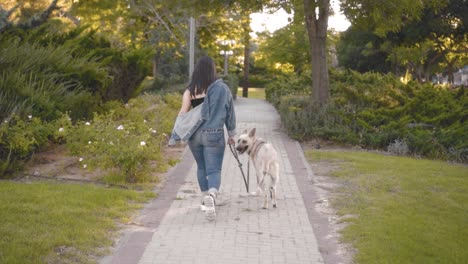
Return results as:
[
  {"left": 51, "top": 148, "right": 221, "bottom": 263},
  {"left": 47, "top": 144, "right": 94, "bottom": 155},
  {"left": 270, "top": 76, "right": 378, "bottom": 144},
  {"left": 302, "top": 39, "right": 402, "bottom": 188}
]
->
[{"left": 236, "top": 128, "right": 279, "bottom": 209}]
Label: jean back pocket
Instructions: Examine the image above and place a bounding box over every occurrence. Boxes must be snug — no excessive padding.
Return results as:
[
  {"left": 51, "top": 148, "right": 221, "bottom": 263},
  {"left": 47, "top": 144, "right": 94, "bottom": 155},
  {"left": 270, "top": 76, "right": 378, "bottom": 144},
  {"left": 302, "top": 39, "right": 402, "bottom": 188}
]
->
[{"left": 202, "top": 129, "right": 224, "bottom": 147}]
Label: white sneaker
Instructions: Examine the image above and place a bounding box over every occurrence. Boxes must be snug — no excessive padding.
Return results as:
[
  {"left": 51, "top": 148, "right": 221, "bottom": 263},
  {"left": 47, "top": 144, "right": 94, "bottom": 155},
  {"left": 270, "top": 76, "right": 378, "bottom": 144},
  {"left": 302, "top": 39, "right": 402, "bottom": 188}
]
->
[
  {"left": 200, "top": 199, "right": 207, "bottom": 211},
  {"left": 200, "top": 192, "right": 208, "bottom": 211},
  {"left": 203, "top": 194, "right": 216, "bottom": 221}
]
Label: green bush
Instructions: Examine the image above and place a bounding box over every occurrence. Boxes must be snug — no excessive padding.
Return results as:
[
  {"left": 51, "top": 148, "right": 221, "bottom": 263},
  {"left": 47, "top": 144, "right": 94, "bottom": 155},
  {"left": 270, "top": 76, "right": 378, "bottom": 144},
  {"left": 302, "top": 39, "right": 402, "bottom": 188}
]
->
[
  {"left": 0, "top": 93, "right": 181, "bottom": 181},
  {"left": 0, "top": 114, "right": 71, "bottom": 175},
  {"left": 265, "top": 73, "right": 311, "bottom": 107},
  {"left": 0, "top": 27, "right": 179, "bottom": 178},
  {"left": 88, "top": 44, "right": 152, "bottom": 101},
  {"left": 59, "top": 29, "right": 152, "bottom": 102},
  {"left": 270, "top": 70, "right": 468, "bottom": 163},
  {"left": 65, "top": 93, "right": 180, "bottom": 183},
  {"left": 2, "top": 27, "right": 152, "bottom": 103},
  {"left": 244, "top": 74, "right": 270, "bottom": 88},
  {"left": 145, "top": 46, "right": 188, "bottom": 92},
  {"left": 278, "top": 96, "right": 359, "bottom": 144},
  {"left": 0, "top": 40, "right": 104, "bottom": 121}
]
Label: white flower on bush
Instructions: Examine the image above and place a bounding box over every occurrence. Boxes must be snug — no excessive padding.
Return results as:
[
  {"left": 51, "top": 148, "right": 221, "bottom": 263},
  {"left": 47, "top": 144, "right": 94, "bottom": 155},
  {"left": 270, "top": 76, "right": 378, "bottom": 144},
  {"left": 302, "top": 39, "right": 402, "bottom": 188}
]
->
[
  {"left": 144, "top": 119, "right": 148, "bottom": 123},
  {"left": 117, "top": 125, "right": 124, "bottom": 130},
  {"left": 83, "top": 164, "right": 87, "bottom": 169},
  {"left": 109, "top": 141, "right": 114, "bottom": 145},
  {"left": 85, "top": 122, "right": 91, "bottom": 126},
  {"left": 79, "top": 157, "right": 84, "bottom": 162},
  {"left": 149, "top": 128, "right": 157, "bottom": 133},
  {"left": 28, "top": 115, "right": 32, "bottom": 119},
  {"left": 58, "top": 127, "right": 64, "bottom": 132},
  {"left": 140, "top": 141, "right": 146, "bottom": 146},
  {"left": 88, "top": 141, "right": 92, "bottom": 144},
  {"left": 162, "top": 133, "right": 167, "bottom": 137}
]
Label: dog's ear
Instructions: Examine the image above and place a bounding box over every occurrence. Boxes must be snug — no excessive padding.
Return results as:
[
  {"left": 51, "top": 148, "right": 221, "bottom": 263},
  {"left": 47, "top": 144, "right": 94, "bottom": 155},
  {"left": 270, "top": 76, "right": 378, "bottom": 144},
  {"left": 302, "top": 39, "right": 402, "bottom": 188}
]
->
[{"left": 249, "top": 128, "right": 256, "bottom": 137}]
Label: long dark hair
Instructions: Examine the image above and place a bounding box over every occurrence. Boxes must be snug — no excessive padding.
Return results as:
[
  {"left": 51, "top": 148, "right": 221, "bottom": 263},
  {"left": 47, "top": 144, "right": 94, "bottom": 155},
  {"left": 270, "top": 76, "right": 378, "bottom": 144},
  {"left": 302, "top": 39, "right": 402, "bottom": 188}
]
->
[{"left": 187, "top": 56, "right": 217, "bottom": 97}]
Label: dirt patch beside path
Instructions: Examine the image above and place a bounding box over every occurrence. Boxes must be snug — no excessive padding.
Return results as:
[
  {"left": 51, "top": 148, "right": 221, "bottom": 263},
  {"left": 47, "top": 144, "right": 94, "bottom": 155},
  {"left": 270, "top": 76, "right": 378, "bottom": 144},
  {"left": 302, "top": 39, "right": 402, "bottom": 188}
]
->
[
  {"left": 19, "top": 145, "right": 102, "bottom": 182},
  {"left": 301, "top": 141, "right": 356, "bottom": 264},
  {"left": 16, "top": 144, "right": 186, "bottom": 188}
]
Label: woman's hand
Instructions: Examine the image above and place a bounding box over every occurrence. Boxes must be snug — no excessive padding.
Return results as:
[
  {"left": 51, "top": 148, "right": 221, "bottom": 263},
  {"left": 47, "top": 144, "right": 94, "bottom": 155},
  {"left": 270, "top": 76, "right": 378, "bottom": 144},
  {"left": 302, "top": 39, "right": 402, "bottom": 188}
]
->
[{"left": 227, "top": 136, "right": 235, "bottom": 145}]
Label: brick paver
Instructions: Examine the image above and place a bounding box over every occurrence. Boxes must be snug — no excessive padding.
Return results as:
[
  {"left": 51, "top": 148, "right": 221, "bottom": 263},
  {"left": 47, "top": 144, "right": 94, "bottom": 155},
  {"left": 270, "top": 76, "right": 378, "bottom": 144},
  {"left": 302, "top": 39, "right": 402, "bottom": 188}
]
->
[{"left": 103, "top": 97, "right": 324, "bottom": 264}]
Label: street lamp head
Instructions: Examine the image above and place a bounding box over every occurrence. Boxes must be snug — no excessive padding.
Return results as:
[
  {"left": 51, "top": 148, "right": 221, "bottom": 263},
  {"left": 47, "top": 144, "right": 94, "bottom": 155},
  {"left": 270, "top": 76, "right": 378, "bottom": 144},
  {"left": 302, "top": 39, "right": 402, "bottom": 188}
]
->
[
  {"left": 217, "top": 39, "right": 236, "bottom": 46},
  {"left": 220, "top": 50, "right": 233, "bottom": 55}
]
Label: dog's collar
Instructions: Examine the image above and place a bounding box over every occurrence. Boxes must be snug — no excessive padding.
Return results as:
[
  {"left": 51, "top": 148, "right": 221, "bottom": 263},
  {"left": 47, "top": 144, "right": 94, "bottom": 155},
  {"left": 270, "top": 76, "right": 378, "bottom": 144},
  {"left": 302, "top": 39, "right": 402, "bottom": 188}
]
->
[{"left": 248, "top": 138, "right": 266, "bottom": 158}]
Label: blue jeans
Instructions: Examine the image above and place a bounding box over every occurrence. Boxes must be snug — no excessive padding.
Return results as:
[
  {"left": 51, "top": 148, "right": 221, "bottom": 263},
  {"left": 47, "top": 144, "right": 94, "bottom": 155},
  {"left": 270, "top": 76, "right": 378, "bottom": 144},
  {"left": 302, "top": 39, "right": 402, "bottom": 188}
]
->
[{"left": 188, "top": 128, "right": 225, "bottom": 192}]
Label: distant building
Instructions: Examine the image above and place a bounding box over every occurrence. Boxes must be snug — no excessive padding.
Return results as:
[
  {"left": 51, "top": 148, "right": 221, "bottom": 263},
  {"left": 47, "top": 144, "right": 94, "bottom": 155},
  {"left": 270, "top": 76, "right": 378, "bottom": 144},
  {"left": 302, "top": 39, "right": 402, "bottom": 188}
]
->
[
  {"left": 433, "top": 65, "right": 468, "bottom": 86},
  {"left": 432, "top": 73, "right": 448, "bottom": 84},
  {"left": 453, "top": 66, "right": 468, "bottom": 86}
]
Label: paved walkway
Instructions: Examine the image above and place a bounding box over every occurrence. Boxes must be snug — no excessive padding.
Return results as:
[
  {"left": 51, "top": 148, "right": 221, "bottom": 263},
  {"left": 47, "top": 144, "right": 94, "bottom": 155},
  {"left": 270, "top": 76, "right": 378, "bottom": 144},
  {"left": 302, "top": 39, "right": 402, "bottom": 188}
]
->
[{"left": 102, "top": 97, "right": 324, "bottom": 264}]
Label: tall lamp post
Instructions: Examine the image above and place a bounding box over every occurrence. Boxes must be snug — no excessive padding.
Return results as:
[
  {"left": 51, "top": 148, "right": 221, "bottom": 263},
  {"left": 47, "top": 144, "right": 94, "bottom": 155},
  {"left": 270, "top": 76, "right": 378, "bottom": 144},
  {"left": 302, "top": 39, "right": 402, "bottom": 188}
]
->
[
  {"left": 189, "top": 17, "right": 195, "bottom": 79},
  {"left": 217, "top": 39, "right": 235, "bottom": 76},
  {"left": 220, "top": 50, "right": 234, "bottom": 76}
]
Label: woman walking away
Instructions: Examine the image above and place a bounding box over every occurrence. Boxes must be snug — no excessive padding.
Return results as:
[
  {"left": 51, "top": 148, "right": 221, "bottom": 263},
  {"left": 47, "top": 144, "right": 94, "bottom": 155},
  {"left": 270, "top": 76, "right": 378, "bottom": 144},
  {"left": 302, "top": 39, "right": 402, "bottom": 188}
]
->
[{"left": 170, "top": 56, "right": 236, "bottom": 221}]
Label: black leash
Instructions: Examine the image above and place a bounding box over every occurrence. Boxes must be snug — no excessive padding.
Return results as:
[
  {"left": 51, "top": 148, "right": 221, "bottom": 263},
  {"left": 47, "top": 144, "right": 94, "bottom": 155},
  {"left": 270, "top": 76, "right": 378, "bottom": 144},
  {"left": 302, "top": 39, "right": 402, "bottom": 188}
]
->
[{"left": 228, "top": 144, "right": 249, "bottom": 192}]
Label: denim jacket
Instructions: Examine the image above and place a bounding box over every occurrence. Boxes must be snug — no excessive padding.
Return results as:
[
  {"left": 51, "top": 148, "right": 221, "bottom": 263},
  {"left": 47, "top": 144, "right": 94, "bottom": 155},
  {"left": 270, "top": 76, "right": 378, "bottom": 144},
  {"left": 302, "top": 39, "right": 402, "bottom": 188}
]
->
[
  {"left": 168, "top": 103, "right": 204, "bottom": 145},
  {"left": 169, "top": 79, "right": 236, "bottom": 145}
]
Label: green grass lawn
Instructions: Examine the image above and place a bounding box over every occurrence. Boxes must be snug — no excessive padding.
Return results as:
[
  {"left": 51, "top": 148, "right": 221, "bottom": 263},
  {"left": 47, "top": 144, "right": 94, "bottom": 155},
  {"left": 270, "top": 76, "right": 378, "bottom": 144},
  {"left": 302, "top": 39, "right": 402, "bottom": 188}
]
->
[
  {"left": 306, "top": 150, "right": 468, "bottom": 264},
  {"left": 237, "top": 87, "right": 265, "bottom": 100},
  {"left": 0, "top": 181, "right": 154, "bottom": 263}
]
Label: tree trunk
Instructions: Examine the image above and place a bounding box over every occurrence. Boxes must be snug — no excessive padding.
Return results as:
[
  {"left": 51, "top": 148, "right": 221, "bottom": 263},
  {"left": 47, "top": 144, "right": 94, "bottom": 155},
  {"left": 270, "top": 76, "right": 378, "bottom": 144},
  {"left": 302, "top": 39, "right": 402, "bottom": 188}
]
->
[
  {"left": 242, "top": 15, "right": 251, "bottom": 98},
  {"left": 242, "top": 42, "right": 250, "bottom": 97},
  {"left": 20, "top": 0, "right": 60, "bottom": 30},
  {"left": 1, "top": 0, "right": 59, "bottom": 33},
  {"left": 446, "top": 57, "right": 457, "bottom": 84},
  {"left": 447, "top": 62, "right": 454, "bottom": 84},
  {"left": 304, "top": 0, "right": 330, "bottom": 104},
  {"left": 152, "top": 53, "right": 158, "bottom": 77}
]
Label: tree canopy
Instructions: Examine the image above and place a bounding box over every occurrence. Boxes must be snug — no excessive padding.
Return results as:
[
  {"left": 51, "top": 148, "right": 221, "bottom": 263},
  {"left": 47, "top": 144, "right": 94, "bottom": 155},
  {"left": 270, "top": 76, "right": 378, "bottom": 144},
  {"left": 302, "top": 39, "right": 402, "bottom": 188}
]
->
[
  {"left": 1, "top": 0, "right": 466, "bottom": 93},
  {"left": 337, "top": 0, "right": 467, "bottom": 82}
]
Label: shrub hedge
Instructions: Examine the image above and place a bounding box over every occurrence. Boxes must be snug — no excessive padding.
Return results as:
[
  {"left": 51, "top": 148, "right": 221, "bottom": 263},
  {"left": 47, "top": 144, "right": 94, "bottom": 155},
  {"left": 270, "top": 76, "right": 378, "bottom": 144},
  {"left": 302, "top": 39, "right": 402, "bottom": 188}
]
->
[
  {"left": 0, "top": 40, "right": 103, "bottom": 122},
  {"left": 0, "top": 26, "right": 160, "bottom": 179},
  {"left": 267, "top": 70, "right": 468, "bottom": 162},
  {"left": 66, "top": 93, "right": 180, "bottom": 183},
  {"left": 2, "top": 26, "right": 151, "bottom": 104},
  {"left": 0, "top": 93, "right": 180, "bottom": 181},
  {"left": 0, "top": 114, "right": 72, "bottom": 176}
]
